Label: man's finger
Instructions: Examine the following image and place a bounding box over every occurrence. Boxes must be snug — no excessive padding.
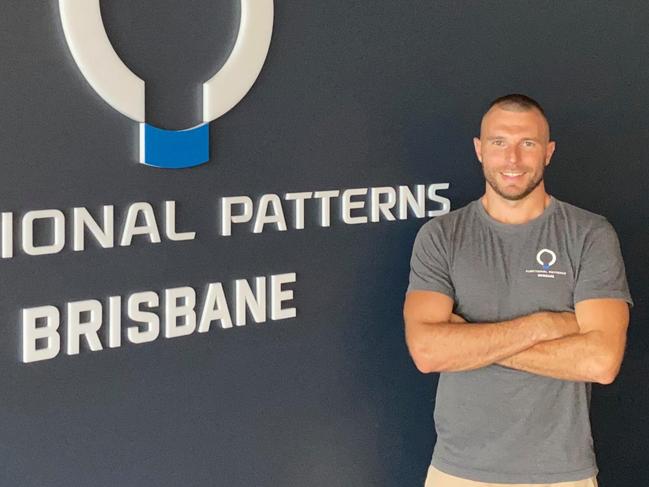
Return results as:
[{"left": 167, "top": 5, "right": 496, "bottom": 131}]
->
[{"left": 450, "top": 313, "right": 467, "bottom": 323}]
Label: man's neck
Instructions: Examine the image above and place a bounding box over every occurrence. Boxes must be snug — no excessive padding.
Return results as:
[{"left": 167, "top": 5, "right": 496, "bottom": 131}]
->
[{"left": 480, "top": 186, "right": 551, "bottom": 225}]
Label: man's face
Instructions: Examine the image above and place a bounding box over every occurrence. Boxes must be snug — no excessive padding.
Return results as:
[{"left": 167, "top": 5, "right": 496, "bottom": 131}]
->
[{"left": 473, "top": 106, "right": 556, "bottom": 201}]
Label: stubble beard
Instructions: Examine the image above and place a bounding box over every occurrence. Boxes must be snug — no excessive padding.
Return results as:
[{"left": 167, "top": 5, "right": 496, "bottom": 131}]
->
[{"left": 483, "top": 166, "right": 545, "bottom": 201}]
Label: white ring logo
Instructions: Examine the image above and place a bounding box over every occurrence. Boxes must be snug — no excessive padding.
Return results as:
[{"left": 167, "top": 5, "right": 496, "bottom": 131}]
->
[
  {"left": 58, "top": 0, "right": 274, "bottom": 169},
  {"left": 536, "top": 249, "right": 557, "bottom": 270}
]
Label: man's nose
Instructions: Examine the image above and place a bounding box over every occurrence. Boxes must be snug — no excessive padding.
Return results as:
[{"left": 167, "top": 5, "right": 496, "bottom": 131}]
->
[{"left": 505, "top": 145, "right": 520, "bottom": 164}]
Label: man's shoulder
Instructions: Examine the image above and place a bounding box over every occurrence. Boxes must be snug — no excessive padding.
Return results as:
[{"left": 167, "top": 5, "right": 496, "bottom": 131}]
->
[
  {"left": 553, "top": 198, "right": 611, "bottom": 231},
  {"left": 418, "top": 200, "right": 476, "bottom": 235}
]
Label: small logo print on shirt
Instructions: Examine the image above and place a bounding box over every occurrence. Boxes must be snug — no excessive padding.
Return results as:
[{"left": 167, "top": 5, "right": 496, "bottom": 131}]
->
[{"left": 525, "top": 248, "right": 567, "bottom": 279}]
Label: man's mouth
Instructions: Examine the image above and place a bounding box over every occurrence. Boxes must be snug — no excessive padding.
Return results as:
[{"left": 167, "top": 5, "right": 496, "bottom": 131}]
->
[{"left": 501, "top": 171, "right": 525, "bottom": 180}]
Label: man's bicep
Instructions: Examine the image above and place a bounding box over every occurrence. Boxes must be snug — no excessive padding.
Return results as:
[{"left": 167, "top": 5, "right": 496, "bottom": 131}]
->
[
  {"left": 573, "top": 220, "right": 633, "bottom": 308},
  {"left": 407, "top": 223, "right": 455, "bottom": 298},
  {"left": 403, "top": 290, "right": 454, "bottom": 360},
  {"left": 403, "top": 291, "right": 454, "bottom": 324},
  {"left": 575, "top": 298, "right": 630, "bottom": 362},
  {"left": 403, "top": 291, "right": 455, "bottom": 373},
  {"left": 575, "top": 298, "right": 629, "bottom": 334}
]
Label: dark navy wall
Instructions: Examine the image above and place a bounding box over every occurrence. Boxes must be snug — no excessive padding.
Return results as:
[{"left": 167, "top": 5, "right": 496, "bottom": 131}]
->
[{"left": 0, "top": 1, "right": 646, "bottom": 486}]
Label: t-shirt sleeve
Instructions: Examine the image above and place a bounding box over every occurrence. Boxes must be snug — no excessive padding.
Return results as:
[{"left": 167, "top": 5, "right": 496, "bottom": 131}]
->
[
  {"left": 573, "top": 219, "right": 633, "bottom": 307},
  {"left": 407, "top": 221, "right": 455, "bottom": 299}
]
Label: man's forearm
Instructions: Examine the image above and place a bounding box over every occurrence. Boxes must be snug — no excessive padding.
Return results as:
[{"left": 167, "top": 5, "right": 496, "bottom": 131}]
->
[
  {"left": 406, "top": 312, "right": 577, "bottom": 373},
  {"left": 497, "top": 330, "right": 610, "bottom": 383}
]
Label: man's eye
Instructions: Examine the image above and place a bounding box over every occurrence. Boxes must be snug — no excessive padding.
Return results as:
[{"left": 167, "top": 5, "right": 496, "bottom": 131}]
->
[
  {"left": 492, "top": 140, "right": 504, "bottom": 146},
  {"left": 523, "top": 141, "right": 535, "bottom": 147}
]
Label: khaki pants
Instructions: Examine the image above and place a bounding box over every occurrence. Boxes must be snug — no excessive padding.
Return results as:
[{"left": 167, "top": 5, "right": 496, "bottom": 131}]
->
[{"left": 425, "top": 465, "right": 598, "bottom": 487}]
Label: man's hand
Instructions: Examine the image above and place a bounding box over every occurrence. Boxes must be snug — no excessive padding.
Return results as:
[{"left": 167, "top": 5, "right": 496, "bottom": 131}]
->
[
  {"left": 449, "top": 313, "right": 466, "bottom": 324},
  {"left": 535, "top": 311, "right": 580, "bottom": 340}
]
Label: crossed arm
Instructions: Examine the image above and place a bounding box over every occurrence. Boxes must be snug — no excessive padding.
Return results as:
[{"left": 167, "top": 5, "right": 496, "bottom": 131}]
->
[{"left": 403, "top": 291, "right": 630, "bottom": 384}]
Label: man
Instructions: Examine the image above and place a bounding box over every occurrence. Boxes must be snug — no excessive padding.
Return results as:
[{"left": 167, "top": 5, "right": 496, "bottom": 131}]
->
[{"left": 404, "top": 94, "right": 633, "bottom": 487}]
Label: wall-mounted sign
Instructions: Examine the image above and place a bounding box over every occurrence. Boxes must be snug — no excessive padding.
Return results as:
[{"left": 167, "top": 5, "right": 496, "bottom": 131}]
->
[
  {"left": 13, "top": 183, "right": 450, "bottom": 363},
  {"left": 58, "top": 0, "right": 274, "bottom": 169},
  {"left": 3, "top": 3, "right": 458, "bottom": 366}
]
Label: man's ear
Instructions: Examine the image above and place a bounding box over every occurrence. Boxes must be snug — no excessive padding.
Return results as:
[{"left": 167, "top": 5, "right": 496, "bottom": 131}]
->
[
  {"left": 545, "top": 141, "right": 556, "bottom": 166},
  {"left": 473, "top": 137, "right": 483, "bottom": 163}
]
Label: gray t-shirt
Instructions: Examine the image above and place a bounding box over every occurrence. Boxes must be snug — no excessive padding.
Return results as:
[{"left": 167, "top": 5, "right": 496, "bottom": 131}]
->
[{"left": 407, "top": 196, "right": 633, "bottom": 484}]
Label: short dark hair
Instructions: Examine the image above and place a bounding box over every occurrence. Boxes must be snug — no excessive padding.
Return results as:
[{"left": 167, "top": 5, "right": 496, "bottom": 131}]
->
[{"left": 487, "top": 93, "right": 547, "bottom": 118}]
